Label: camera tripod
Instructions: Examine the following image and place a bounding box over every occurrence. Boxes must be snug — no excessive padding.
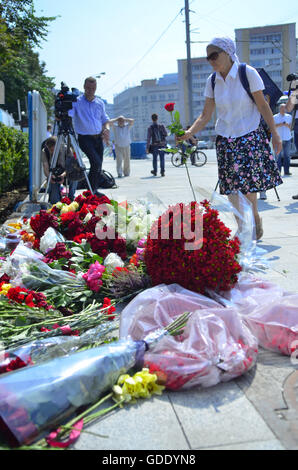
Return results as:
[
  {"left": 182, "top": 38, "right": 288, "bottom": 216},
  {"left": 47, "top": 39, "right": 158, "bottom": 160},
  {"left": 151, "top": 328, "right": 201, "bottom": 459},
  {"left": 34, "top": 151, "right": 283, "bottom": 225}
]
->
[{"left": 43, "top": 115, "right": 93, "bottom": 202}]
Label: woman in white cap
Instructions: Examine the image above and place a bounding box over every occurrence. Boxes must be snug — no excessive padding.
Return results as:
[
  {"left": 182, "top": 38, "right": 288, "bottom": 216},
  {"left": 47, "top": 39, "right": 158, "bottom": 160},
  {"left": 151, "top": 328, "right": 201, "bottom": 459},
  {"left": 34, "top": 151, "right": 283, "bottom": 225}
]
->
[{"left": 181, "top": 37, "right": 282, "bottom": 240}]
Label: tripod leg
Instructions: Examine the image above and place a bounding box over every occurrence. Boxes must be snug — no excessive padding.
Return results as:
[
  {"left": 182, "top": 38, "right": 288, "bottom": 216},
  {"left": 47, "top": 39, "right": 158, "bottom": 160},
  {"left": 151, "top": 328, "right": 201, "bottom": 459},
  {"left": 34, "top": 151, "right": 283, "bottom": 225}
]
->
[
  {"left": 43, "top": 134, "right": 65, "bottom": 202},
  {"left": 69, "top": 134, "right": 93, "bottom": 194},
  {"left": 214, "top": 180, "right": 219, "bottom": 192},
  {"left": 274, "top": 186, "right": 280, "bottom": 201}
]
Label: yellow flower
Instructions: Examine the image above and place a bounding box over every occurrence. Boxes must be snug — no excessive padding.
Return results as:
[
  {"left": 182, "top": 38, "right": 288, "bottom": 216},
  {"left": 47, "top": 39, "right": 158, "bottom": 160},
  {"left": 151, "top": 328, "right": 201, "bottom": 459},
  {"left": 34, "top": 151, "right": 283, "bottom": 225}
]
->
[
  {"left": 69, "top": 202, "right": 79, "bottom": 212},
  {"left": 112, "top": 384, "right": 131, "bottom": 406},
  {"left": 0, "top": 283, "right": 12, "bottom": 296},
  {"left": 53, "top": 202, "right": 63, "bottom": 211},
  {"left": 115, "top": 368, "right": 165, "bottom": 403},
  {"left": 60, "top": 204, "right": 70, "bottom": 214},
  {"left": 7, "top": 222, "right": 22, "bottom": 231},
  {"left": 134, "top": 368, "right": 165, "bottom": 396}
]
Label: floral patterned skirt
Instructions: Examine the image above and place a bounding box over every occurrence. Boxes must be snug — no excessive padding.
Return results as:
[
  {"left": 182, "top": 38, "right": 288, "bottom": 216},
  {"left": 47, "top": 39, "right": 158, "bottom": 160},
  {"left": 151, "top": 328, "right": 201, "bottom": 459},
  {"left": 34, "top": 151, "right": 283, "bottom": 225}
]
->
[{"left": 216, "top": 125, "right": 283, "bottom": 195}]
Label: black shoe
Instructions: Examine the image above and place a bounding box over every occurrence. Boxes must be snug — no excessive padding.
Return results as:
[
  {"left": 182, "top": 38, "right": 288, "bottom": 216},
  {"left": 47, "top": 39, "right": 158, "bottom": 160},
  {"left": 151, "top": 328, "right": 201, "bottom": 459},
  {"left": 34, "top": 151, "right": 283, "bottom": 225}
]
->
[
  {"left": 292, "top": 194, "right": 298, "bottom": 200},
  {"left": 151, "top": 170, "right": 157, "bottom": 176},
  {"left": 161, "top": 172, "right": 165, "bottom": 177},
  {"left": 285, "top": 172, "right": 292, "bottom": 175}
]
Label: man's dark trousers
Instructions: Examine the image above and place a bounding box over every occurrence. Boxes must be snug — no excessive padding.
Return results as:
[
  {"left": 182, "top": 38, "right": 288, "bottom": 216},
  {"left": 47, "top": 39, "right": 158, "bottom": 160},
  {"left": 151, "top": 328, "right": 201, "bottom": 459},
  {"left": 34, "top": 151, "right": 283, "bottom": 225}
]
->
[
  {"left": 152, "top": 147, "right": 165, "bottom": 175},
  {"left": 78, "top": 134, "right": 104, "bottom": 191}
]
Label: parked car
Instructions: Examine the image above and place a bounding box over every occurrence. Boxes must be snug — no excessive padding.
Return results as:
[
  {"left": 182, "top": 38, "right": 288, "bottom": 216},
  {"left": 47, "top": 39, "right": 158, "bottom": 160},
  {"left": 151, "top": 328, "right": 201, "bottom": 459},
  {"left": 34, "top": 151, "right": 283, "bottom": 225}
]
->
[{"left": 197, "top": 140, "right": 208, "bottom": 149}]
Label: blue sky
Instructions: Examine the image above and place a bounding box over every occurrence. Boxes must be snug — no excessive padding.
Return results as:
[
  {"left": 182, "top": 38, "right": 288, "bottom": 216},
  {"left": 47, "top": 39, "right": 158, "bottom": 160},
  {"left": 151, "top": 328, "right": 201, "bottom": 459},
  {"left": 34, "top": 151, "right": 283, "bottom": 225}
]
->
[{"left": 34, "top": 0, "right": 298, "bottom": 103}]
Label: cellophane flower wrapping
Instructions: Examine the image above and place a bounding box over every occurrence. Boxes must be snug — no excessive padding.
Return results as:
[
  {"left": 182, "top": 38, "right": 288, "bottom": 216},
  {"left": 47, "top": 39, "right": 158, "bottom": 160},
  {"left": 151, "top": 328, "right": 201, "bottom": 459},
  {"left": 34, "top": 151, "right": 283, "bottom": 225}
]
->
[
  {"left": 0, "top": 339, "right": 146, "bottom": 447},
  {"left": 215, "top": 272, "right": 298, "bottom": 356},
  {"left": 0, "top": 323, "right": 119, "bottom": 368},
  {"left": 119, "top": 284, "right": 258, "bottom": 390}
]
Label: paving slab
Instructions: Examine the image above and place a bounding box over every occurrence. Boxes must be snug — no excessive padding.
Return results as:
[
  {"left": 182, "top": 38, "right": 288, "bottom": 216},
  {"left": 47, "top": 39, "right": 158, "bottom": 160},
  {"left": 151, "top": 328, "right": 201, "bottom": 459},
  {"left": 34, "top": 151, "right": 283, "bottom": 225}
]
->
[
  {"left": 73, "top": 394, "right": 190, "bottom": 450},
  {"left": 167, "top": 381, "right": 278, "bottom": 449}
]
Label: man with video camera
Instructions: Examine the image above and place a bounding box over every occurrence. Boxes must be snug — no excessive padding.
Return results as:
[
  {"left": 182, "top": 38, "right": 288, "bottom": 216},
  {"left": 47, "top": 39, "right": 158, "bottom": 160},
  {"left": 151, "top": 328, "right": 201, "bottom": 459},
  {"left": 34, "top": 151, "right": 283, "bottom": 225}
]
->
[
  {"left": 285, "top": 73, "right": 298, "bottom": 199},
  {"left": 68, "top": 76, "right": 110, "bottom": 196},
  {"left": 285, "top": 73, "right": 298, "bottom": 153},
  {"left": 41, "top": 136, "right": 77, "bottom": 204}
]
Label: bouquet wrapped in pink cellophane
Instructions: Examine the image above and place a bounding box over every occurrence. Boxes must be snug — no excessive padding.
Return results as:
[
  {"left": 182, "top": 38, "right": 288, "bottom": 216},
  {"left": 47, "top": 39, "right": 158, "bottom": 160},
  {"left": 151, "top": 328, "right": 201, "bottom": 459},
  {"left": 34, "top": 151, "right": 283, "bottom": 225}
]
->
[
  {"left": 119, "top": 284, "right": 258, "bottom": 390},
  {"left": 213, "top": 272, "right": 298, "bottom": 357}
]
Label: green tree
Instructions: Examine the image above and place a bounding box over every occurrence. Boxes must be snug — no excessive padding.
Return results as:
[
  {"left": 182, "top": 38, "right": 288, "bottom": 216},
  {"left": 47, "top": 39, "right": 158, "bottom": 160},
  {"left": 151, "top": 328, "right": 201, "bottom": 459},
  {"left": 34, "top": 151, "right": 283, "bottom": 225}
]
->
[{"left": 0, "top": 0, "right": 57, "bottom": 118}]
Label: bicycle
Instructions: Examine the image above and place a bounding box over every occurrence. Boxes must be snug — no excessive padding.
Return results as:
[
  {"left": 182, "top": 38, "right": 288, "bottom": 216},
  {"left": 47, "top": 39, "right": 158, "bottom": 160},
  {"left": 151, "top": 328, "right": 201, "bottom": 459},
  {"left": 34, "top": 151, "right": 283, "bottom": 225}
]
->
[{"left": 171, "top": 147, "right": 207, "bottom": 168}]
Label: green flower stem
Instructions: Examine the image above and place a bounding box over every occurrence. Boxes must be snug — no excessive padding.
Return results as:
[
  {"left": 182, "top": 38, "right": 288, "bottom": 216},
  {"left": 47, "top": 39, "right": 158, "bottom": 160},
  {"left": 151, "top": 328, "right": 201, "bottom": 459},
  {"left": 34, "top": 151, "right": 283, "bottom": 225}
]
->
[
  {"left": 165, "top": 311, "right": 192, "bottom": 336},
  {"left": 184, "top": 160, "right": 197, "bottom": 202},
  {"left": 33, "top": 393, "right": 125, "bottom": 448}
]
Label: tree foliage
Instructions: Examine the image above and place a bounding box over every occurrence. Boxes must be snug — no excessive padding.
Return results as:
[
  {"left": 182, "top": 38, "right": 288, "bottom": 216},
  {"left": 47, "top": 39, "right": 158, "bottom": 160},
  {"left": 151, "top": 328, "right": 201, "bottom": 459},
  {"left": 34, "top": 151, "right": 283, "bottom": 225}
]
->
[
  {"left": 0, "top": 123, "right": 29, "bottom": 193},
  {"left": 0, "top": 0, "right": 57, "bottom": 118}
]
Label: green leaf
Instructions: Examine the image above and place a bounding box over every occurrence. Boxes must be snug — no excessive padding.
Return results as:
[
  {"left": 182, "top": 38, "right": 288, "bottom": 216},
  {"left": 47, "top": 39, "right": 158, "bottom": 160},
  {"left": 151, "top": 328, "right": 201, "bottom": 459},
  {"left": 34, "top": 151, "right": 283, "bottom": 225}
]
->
[{"left": 174, "top": 110, "right": 180, "bottom": 122}]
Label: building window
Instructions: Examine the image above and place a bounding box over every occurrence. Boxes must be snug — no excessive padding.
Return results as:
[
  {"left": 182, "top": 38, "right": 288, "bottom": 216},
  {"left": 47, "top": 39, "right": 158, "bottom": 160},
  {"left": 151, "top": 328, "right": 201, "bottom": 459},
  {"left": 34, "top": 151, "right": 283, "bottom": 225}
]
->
[{"left": 250, "top": 33, "right": 282, "bottom": 43}]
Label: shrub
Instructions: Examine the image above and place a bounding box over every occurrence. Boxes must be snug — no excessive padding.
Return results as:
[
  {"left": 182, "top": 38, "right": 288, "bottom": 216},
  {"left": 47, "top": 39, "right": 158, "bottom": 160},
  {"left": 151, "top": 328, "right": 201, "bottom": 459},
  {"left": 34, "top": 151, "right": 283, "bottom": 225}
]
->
[{"left": 0, "top": 123, "right": 29, "bottom": 193}]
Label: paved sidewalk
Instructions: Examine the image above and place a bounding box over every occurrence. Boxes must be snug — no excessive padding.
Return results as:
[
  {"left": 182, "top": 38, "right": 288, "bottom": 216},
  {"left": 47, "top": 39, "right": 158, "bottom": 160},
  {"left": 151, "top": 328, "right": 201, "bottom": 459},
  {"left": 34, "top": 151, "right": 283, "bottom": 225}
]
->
[{"left": 10, "top": 151, "right": 298, "bottom": 450}]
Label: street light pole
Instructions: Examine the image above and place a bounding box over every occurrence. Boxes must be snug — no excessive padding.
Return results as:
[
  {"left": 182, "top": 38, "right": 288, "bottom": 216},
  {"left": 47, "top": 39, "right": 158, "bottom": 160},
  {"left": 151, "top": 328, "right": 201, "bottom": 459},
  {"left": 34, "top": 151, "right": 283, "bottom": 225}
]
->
[{"left": 185, "top": 0, "right": 193, "bottom": 125}]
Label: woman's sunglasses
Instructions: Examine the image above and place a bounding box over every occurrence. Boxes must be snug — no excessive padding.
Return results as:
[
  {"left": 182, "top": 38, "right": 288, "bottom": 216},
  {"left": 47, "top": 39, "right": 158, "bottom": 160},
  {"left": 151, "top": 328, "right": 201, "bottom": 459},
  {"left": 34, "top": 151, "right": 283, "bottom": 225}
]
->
[{"left": 206, "top": 51, "right": 223, "bottom": 62}]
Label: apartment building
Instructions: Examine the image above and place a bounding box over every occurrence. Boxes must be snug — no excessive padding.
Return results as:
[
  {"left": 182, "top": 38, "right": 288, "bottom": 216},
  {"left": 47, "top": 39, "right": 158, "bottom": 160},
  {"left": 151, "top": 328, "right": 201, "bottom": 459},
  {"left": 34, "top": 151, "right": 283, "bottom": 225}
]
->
[
  {"left": 178, "top": 57, "right": 215, "bottom": 141},
  {"left": 113, "top": 75, "right": 179, "bottom": 142},
  {"left": 235, "top": 23, "right": 297, "bottom": 93}
]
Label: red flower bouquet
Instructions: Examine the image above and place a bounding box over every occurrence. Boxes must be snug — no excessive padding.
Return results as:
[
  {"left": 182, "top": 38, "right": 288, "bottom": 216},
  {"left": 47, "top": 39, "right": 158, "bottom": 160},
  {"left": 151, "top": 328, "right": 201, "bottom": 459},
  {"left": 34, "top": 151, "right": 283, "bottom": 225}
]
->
[
  {"left": 30, "top": 210, "right": 59, "bottom": 238},
  {"left": 144, "top": 200, "right": 241, "bottom": 294}
]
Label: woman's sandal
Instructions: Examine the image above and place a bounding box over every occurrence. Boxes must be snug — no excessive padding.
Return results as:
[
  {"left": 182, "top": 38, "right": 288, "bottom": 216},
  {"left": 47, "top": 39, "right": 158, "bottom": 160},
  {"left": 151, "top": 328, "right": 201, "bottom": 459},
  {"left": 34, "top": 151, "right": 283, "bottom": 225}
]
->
[{"left": 256, "top": 217, "right": 263, "bottom": 240}]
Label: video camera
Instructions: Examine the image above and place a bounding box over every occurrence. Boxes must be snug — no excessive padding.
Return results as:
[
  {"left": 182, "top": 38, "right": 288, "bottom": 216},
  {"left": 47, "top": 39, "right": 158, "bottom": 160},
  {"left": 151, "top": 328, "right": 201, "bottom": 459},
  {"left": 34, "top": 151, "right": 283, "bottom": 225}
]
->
[
  {"left": 286, "top": 73, "right": 298, "bottom": 102},
  {"left": 55, "top": 82, "right": 80, "bottom": 119},
  {"left": 52, "top": 166, "right": 65, "bottom": 183}
]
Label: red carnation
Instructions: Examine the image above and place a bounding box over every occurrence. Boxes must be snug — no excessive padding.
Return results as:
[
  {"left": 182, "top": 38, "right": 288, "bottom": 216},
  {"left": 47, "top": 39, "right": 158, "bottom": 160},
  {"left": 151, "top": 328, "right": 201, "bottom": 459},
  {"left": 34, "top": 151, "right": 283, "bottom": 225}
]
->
[
  {"left": 103, "top": 297, "right": 116, "bottom": 320},
  {"left": 144, "top": 201, "right": 241, "bottom": 294}
]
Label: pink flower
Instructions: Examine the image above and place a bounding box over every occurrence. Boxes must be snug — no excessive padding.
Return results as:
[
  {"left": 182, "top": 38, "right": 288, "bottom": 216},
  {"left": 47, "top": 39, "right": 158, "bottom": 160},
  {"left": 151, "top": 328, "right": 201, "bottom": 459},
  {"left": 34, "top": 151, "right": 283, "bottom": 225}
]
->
[{"left": 82, "top": 261, "right": 106, "bottom": 292}]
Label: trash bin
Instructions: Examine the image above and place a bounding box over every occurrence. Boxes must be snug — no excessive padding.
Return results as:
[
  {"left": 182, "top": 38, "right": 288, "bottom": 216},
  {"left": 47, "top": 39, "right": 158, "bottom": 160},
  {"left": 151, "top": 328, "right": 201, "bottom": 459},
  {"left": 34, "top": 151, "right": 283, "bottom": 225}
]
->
[{"left": 130, "top": 142, "right": 147, "bottom": 159}]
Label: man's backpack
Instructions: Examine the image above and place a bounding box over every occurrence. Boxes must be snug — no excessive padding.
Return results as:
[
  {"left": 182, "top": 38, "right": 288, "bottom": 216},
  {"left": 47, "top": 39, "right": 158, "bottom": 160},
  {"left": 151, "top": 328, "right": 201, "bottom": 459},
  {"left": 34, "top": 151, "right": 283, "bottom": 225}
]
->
[
  {"left": 150, "top": 124, "right": 167, "bottom": 146},
  {"left": 76, "top": 170, "right": 117, "bottom": 190},
  {"left": 98, "top": 170, "right": 117, "bottom": 189}
]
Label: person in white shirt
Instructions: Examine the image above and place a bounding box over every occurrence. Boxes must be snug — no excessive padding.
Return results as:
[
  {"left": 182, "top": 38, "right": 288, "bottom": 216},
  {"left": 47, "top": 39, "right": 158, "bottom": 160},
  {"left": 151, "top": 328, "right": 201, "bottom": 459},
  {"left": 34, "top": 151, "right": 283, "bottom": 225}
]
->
[
  {"left": 180, "top": 37, "right": 282, "bottom": 241},
  {"left": 273, "top": 104, "right": 292, "bottom": 176},
  {"left": 284, "top": 84, "right": 298, "bottom": 200},
  {"left": 46, "top": 124, "right": 53, "bottom": 138},
  {"left": 109, "top": 116, "right": 134, "bottom": 177}
]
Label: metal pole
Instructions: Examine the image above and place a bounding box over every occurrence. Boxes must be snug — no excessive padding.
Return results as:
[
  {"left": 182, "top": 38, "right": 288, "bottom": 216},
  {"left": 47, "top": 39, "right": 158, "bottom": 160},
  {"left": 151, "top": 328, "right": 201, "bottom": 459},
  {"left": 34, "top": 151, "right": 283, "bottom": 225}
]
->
[{"left": 185, "top": 0, "right": 193, "bottom": 125}]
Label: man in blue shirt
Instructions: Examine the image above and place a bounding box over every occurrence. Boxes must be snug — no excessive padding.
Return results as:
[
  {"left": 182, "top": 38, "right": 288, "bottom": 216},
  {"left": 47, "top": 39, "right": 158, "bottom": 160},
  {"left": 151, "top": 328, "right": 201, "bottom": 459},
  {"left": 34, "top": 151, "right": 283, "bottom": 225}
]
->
[{"left": 69, "top": 77, "right": 110, "bottom": 195}]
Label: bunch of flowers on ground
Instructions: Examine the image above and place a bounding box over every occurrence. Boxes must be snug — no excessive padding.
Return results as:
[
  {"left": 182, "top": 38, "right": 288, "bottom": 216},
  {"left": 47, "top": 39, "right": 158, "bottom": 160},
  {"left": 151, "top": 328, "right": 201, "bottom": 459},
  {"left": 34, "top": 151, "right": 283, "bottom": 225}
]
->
[{"left": 144, "top": 200, "right": 241, "bottom": 294}]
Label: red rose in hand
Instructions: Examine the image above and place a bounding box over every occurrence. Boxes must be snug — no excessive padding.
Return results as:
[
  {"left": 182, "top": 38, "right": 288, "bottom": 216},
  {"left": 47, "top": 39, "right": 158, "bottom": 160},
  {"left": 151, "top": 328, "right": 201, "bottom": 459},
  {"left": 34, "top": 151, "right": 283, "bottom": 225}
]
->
[{"left": 165, "top": 102, "right": 175, "bottom": 112}]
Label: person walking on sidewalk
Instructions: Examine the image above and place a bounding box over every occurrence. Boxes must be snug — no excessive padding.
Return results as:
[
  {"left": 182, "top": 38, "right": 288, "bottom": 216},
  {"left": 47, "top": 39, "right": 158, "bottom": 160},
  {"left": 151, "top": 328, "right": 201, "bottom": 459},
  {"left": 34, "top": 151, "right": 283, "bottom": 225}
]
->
[
  {"left": 274, "top": 104, "right": 292, "bottom": 176},
  {"left": 68, "top": 76, "right": 110, "bottom": 196},
  {"left": 146, "top": 114, "right": 168, "bottom": 177},
  {"left": 109, "top": 116, "right": 134, "bottom": 177},
  {"left": 179, "top": 37, "right": 282, "bottom": 240}
]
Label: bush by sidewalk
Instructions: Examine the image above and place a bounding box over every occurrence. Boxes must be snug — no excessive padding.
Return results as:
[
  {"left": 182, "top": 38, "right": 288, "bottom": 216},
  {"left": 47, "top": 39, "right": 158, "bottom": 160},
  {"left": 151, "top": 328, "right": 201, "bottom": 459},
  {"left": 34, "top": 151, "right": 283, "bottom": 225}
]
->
[{"left": 0, "top": 123, "right": 29, "bottom": 194}]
